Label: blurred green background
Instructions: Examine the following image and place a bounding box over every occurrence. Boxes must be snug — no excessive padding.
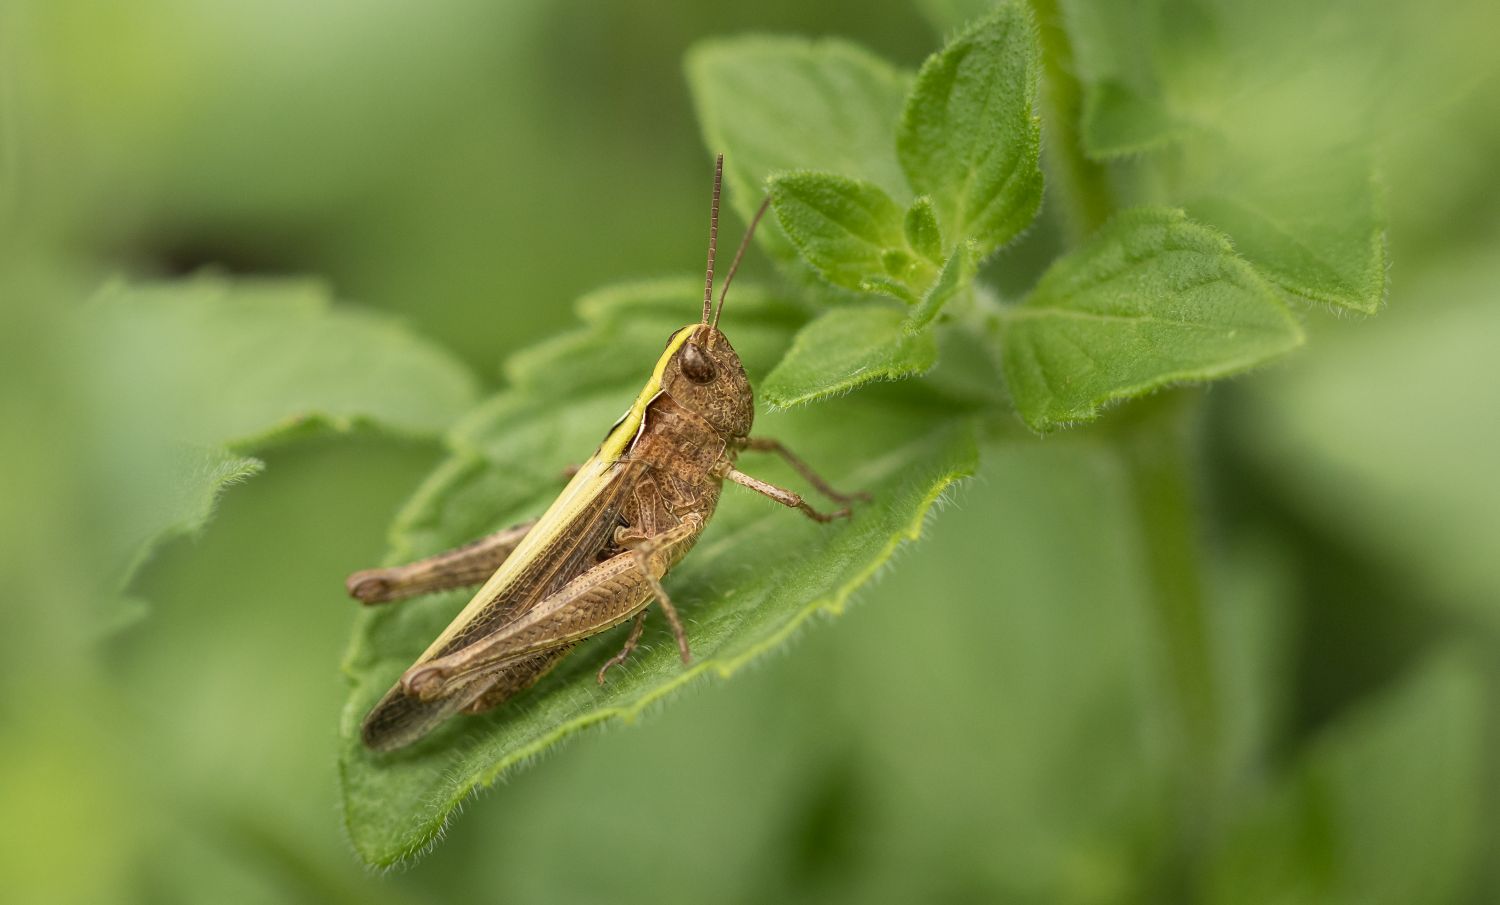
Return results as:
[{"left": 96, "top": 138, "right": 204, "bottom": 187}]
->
[{"left": 2, "top": 1, "right": 1498, "bottom": 903}]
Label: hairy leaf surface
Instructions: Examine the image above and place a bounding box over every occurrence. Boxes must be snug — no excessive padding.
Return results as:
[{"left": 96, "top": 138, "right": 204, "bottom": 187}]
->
[
  {"left": 761, "top": 305, "right": 939, "bottom": 409},
  {"left": 897, "top": 2, "right": 1044, "bottom": 259},
  {"left": 1000, "top": 209, "right": 1302, "bottom": 431},
  {"left": 769, "top": 171, "right": 926, "bottom": 298}
]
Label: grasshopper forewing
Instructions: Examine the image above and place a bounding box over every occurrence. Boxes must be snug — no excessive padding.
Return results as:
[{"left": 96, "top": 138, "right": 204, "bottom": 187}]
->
[{"left": 348, "top": 155, "right": 868, "bottom": 752}]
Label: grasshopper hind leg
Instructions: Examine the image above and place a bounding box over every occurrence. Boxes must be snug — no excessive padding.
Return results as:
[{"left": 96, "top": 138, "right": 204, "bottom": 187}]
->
[
  {"left": 361, "top": 645, "right": 575, "bottom": 751},
  {"left": 346, "top": 520, "right": 536, "bottom": 605},
  {"left": 401, "top": 515, "right": 706, "bottom": 702},
  {"left": 462, "top": 646, "right": 576, "bottom": 714}
]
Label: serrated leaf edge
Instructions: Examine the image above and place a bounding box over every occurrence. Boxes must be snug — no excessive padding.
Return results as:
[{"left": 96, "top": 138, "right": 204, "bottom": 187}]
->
[
  {"left": 761, "top": 308, "right": 938, "bottom": 411},
  {"left": 1002, "top": 207, "right": 1307, "bottom": 431}
]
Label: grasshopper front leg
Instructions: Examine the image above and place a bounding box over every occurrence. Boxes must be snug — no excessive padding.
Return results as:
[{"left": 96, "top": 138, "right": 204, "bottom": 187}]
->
[
  {"left": 402, "top": 515, "right": 703, "bottom": 701},
  {"left": 736, "top": 437, "right": 870, "bottom": 505},
  {"left": 717, "top": 459, "right": 855, "bottom": 523},
  {"left": 345, "top": 520, "right": 536, "bottom": 604}
]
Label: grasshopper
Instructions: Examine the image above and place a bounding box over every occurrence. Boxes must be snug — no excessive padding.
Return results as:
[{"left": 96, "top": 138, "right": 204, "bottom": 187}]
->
[{"left": 347, "top": 155, "right": 866, "bottom": 752}]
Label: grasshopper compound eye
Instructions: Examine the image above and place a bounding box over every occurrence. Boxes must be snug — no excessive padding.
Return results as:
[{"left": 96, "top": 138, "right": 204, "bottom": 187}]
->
[{"left": 680, "top": 342, "right": 716, "bottom": 383}]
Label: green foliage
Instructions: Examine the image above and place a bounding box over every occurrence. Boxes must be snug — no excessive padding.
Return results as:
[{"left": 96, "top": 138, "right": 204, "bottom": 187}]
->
[
  {"left": 698, "top": 2, "right": 1335, "bottom": 429},
  {"left": 768, "top": 172, "right": 927, "bottom": 299},
  {"left": 81, "top": 277, "right": 478, "bottom": 608},
  {"left": 1069, "top": 0, "right": 1387, "bottom": 311},
  {"left": 896, "top": 2, "right": 1044, "bottom": 260},
  {"left": 85, "top": 277, "right": 477, "bottom": 447},
  {"left": 1053, "top": 0, "right": 1199, "bottom": 157},
  {"left": 917, "top": 1, "right": 1389, "bottom": 313},
  {"left": 339, "top": 282, "right": 976, "bottom": 864},
  {"left": 102, "top": 447, "right": 264, "bottom": 630},
  {"left": 1000, "top": 208, "right": 1303, "bottom": 431},
  {"left": 1185, "top": 157, "right": 1387, "bottom": 313},
  {"left": 1232, "top": 256, "right": 1500, "bottom": 627},
  {"left": 903, "top": 194, "right": 944, "bottom": 263},
  {"left": 686, "top": 37, "right": 911, "bottom": 264},
  {"left": 761, "top": 304, "right": 939, "bottom": 407},
  {"left": 694, "top": 4, "right": 1043, "bottom": 407},
  {"left": 906, "top": 244, "right": 975, "bottom": 332}
]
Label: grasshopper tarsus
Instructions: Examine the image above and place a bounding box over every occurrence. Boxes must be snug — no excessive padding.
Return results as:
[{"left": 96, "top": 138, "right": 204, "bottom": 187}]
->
[
  {"left": 798, "top": 504, "right": 851, "bottom": 524},
  {"left": 346, "top": 571, "right": 397, "bottom": 605}
]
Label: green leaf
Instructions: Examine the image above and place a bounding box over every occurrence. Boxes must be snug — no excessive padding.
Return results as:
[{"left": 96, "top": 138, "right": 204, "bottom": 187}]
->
[
  {"left": 1058, "top": 0, "right": 1204, "bottom": 157},
  {"left": 905, "top": 243, "right": 975, "bottom": 332},
  {"left": 999, "top": 208, "right": 1303, "bottom": 431},
  {"left": 769, "top": 171, "right": 927, "bottom": 298},
  {"left": 1205, "top": 651, "right": 1484, "bottom": 905},
  {"left": 339, "top": 280, "right": 976, "bottom": 865},
  {"left": 86, "top": 276, "right": 479, "bottom": 448},
  {"left": 761, "top": 305, "right": 939, "bottom": 409},
  {"left": 1051, "top": 3, "right": 1389, "bottom": 311},
  {"left": 1186, "top": 158, "right": 1387, "bottom": 313},
  {"left": 1081, "top": 78, "right": 1187, "bottom": 157},
  {"left": 82, "top": 275, "right": 479, "bottom": 610},
  {"left": 904, "top": 195, "right": 944, "bottom": 263},
  {"left": 687, "top": 37, "right": 911, "bottom": 263},
  {"left": 108, "top": 446, "right": 265, "bottom": 592},
  {"left": 897, "top": 2, "right": 1044, "bottom": 259}
]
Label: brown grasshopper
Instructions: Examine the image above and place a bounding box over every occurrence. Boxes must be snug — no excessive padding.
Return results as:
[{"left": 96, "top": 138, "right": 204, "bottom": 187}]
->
[{"left": 347, "top": 154, "right": 865, "bottom": 752}]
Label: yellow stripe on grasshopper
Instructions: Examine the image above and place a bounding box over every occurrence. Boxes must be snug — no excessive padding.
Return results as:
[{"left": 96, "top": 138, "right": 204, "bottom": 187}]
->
[{"left": 418, "top": 325, "right": 698, "bottom": 660}]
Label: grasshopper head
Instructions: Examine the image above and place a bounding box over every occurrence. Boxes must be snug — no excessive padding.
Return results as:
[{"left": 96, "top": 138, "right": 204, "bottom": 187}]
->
[
  {"left": 668, "top": 152, "right": 766, "bottom": 439},
  {"left": 660, "top": 323, "right": 754, "bottom": 439}
]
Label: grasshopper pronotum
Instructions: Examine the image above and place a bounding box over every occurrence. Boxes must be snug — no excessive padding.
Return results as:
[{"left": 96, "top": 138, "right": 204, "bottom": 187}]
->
[{"left": 348, "top": 155, "right": 865, "bottom": 751}]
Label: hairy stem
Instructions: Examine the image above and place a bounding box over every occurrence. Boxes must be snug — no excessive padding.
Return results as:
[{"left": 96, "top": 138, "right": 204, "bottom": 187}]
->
[{"left": 1030, "top": 0, "right": 1115, "bottom": 240}]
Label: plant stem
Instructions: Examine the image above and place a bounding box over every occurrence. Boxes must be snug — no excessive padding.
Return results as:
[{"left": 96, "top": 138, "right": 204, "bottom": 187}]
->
[
  {"left": 1030, "top": 0, "right": 1116, "bottom": 241},
  {"left": 1122, "top": 402, "right": 1218, "bottom": 754},
  {"left": 1112, "top": 392, "right": 1223, "bottom": 889}
]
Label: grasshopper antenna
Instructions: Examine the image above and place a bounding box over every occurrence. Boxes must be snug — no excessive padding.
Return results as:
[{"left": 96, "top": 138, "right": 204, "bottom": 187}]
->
[
  {"left": 702, "top": 154, "right": 723, "bottom": 325},
  {"left": 712, "top": 193, "right": 771, "bottom": 335}
]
